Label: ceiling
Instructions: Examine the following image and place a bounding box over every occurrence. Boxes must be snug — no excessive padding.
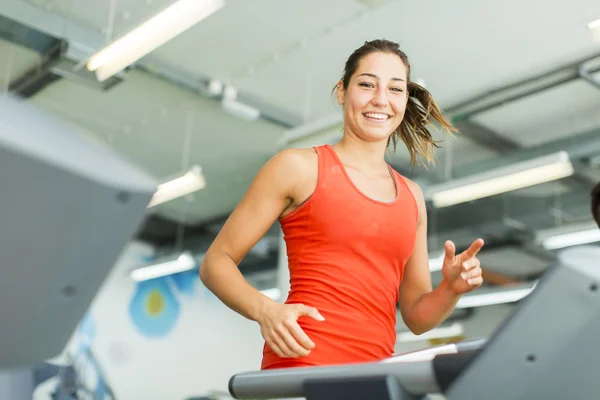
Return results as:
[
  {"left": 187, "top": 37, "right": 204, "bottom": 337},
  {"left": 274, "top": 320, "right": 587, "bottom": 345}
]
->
[{"left": 1, "top": 0, "right": 600, "bottom": 280}]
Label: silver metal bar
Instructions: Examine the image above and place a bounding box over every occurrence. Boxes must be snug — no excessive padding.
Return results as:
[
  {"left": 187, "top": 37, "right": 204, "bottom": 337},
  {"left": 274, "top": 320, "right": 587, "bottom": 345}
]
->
[{"left": 229, "top": 359, "right": 439, "bottom": 399}]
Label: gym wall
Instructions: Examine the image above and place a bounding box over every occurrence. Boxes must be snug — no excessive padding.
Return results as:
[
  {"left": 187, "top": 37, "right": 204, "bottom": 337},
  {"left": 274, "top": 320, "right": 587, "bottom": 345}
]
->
[{"left": 59, "top": 241, "right": 265, "bottom": 399}]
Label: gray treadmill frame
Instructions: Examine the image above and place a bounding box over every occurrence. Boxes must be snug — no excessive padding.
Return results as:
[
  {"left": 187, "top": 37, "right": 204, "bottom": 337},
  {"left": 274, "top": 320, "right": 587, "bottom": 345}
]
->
[
  {"left": 0, "top": 95, "right": 157, "bottom": 371},
  {"left": 446, "top": 245, "right": 600, "bottom": 400}
]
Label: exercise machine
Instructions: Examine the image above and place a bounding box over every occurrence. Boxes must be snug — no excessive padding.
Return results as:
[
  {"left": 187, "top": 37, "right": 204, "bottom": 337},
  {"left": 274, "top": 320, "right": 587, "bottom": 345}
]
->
[
  {"left": 229, "top": 244, "right": 600, "bottom": 399},
  {"left": 0, "top": 95, "right": 157, "bottom": 398}
]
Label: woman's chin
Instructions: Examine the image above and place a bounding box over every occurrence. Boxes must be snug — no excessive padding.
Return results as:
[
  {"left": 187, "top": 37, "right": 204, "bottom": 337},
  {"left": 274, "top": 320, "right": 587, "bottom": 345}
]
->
[{"left": 355, "top": 130, "right": 394, "bottom": 143}]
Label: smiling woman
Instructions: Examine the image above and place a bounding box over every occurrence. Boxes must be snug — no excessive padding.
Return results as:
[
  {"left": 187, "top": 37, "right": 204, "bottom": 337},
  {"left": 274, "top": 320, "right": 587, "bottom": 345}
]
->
[
  {"left": 200, "top": 38, "right": 485, "bottom": 371},
  {"left": 333, "top": 39, "right": 457, "bottom": 167}
]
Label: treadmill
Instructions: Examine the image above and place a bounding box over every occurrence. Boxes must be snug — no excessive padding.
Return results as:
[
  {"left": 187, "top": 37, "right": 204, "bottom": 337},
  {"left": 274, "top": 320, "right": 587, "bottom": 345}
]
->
[
  {"left": 229, "top": 246, "right": 600, "bottom": 399},
  {"left": 0, "top": 95, "right": 157, "bottom": 398}
]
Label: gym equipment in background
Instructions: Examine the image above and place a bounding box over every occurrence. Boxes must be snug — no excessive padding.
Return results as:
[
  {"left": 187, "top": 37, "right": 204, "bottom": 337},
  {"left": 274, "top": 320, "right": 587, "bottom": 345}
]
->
[{"left": 0, "top": 95, "right": 156, "bottom": 370}]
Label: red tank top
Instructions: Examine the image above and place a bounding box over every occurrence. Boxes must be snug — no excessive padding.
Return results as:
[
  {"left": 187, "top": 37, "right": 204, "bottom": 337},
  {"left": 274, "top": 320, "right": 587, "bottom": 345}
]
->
[{"left": 261, "top": 144, "right": 418, "bottom": 369}]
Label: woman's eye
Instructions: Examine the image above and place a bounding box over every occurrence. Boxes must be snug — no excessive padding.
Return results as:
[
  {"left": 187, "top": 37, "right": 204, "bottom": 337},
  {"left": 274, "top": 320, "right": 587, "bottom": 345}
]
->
[{"left": 359, "top": 82, "right": 374, "bottom": 88}]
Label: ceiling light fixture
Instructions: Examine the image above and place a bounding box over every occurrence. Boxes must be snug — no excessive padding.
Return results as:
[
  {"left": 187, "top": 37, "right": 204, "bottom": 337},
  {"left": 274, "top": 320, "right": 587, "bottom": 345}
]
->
[
  {"left": 87, "top": 0, "right": 225, "bottom": 82},
  {"left": 426, "top": 151, "right": 574, "bottom": 208},
  {"left": 588, "top": 18, "right": 600, "bottom": 42},
  {"left": 130, "top": 252, "right": 196, "bottom": 282},
  {"left": 148, "top": 165, "right": 206, "bottom": 208},
  {"left": 541, "top": 227, "right": 600, "bottom": 250}
]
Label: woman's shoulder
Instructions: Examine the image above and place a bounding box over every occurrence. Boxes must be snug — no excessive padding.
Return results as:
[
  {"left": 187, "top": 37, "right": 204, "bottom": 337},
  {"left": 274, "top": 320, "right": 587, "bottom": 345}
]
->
[
  {"left": 270, "top": 147, "right": 319, "bottom": 179},
  {"left": 276, "top": 146, "right": 318, "bottom": 165}
]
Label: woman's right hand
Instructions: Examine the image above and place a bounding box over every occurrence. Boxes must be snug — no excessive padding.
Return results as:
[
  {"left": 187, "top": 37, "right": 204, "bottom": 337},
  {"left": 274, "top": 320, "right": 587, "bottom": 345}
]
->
[{"left": 258, "top": 301, "right": 325, "bottom": 358}]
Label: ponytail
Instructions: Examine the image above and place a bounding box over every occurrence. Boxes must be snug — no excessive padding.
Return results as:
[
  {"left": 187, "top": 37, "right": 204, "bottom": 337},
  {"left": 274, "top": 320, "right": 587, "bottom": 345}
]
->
[{"left": 389, "top": 81, "right": 457, "bottom": 167}]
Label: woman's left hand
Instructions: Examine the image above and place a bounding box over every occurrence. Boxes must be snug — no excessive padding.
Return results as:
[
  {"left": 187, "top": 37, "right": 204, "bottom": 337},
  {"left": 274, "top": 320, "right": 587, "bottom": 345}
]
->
[{"left": 441, "top": 238, "right": 485, "bottom": 295}]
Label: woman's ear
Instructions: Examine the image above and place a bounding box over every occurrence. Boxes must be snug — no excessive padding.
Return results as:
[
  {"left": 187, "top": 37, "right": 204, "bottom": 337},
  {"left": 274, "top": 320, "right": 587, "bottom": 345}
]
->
[{"left": 336, "top": 81, "right": 344, "bottom": 105}]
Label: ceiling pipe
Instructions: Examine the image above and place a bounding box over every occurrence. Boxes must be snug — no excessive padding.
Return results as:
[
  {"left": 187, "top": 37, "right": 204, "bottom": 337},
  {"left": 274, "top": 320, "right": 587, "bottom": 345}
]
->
[
  {"left": 577, "top": 61, "right": 600, "bottom": 90},
  {"left": 446, "top": 52, "right": 600, "bottom": 121}
]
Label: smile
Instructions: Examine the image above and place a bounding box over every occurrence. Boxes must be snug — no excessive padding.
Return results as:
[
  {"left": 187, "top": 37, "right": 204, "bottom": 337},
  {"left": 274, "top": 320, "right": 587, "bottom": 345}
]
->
[{"left": 363, "top": 112, "right": 392, "bottom": 121}]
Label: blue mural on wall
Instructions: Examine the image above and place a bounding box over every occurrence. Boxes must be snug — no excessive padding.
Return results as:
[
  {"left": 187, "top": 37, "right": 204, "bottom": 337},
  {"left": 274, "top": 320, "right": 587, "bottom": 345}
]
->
[
  {"left": 129, "top": 278, "right": 181, "bottom": 337},
  {"left": 128, "top": 259, "right": 208, "bottom": 338}
]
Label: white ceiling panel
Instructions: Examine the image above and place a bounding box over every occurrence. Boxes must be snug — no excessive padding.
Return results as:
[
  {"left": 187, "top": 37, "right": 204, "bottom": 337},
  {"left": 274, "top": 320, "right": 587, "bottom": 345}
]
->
[
  {"left": 24, "top": 0, "right": 174, "bottom": 37},
  {"left": 140, "top": 0, "right": 370, "bottom": 82},
  {"left": 226, "top": 0, "right": 600, "bottom": 121}
]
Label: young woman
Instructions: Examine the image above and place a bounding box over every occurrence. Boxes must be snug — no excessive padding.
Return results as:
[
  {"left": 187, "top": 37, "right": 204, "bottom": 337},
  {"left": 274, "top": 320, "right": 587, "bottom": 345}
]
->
[{"left": 200, "top": 39, "right": 484, "bottom": 370}]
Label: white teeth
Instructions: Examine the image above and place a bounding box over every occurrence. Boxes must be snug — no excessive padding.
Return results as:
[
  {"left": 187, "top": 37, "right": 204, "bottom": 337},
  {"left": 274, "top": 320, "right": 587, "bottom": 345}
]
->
[{"left": 364, "top": 113, "right": 390, "bottom": 120}]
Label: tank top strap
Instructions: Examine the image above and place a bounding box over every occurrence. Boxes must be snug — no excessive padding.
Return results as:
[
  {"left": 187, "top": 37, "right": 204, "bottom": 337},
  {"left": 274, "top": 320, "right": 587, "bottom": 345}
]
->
[
  {"left": 312, "top": 144, "right": 340, "bottom": 188},
  {"left": 313, "top": 144, "right": 337, "bottom": 170}
]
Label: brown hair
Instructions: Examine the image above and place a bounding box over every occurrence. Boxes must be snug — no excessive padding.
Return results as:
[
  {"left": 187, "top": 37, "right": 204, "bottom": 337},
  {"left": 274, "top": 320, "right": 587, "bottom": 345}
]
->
[
  {"left": 335, "top": 39, "right": 457, "bottom": 167},
  {"left": 592, "top": 182, "right": 600, "bottom": 228}
]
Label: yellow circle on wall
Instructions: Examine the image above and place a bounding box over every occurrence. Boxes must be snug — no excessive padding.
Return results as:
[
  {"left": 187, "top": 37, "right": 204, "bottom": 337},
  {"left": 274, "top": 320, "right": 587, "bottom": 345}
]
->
[{"left": 146, "top": 290, "right": 164, "bottom": 316}]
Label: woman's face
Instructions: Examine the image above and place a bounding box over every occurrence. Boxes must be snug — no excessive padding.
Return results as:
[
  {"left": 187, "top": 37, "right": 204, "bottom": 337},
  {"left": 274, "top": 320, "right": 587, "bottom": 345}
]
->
[{"left": 338, "top": 51, "right": 409, "bottom": 143}]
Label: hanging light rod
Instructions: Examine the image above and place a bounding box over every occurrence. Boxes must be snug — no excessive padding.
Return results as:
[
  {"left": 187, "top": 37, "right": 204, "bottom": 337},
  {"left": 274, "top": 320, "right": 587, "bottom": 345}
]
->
[{"left": 148, "top": 165, "right": 206, "bottom": 208}]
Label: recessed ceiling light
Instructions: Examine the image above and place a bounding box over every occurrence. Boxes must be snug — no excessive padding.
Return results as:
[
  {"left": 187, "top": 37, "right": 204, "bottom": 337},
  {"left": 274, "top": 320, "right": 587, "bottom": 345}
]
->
[{"left": 588, "top": 18, "right": 600, "bottom": 42}]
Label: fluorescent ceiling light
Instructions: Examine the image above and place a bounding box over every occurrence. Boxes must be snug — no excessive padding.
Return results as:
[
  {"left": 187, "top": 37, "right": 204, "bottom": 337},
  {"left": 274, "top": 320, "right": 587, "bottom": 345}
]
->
[
  {"left": 542, "top": 228, "right": 600, "bottom": 250},
  {"left": 537, "top": 222, "right": 600, "bottom": 250},
  {"left": 396, "top": 322, "right": 464, "bottom": 344},
  {"left": 87, "top": 0, "right": 225, "bottom": 82},
  {"left": 455, "top": 282, "right": 536, "bottom": 309},
  {"left": 426, "top": 151, "right": 574, "bottom": 208},
  {"left": 148, "top": 165, "right": 206, "bottom": 208},
  {"left": 588, "top": 18, "right": 600, "bottom": 42},
  {"left": 130, "top": 252, "right": 196, "bottom": 282}
]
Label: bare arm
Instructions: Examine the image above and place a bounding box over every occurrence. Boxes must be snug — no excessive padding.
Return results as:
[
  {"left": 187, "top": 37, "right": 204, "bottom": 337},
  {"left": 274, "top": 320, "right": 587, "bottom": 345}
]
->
[
  {"left": 199, "top": 149, "right": 301, "bottom": 322},
  {"left": 398, "top": 182, "right": 461, "bottom": 335},
  {"left": 200, "top": 148, "right": 325, "bottom": 359}
]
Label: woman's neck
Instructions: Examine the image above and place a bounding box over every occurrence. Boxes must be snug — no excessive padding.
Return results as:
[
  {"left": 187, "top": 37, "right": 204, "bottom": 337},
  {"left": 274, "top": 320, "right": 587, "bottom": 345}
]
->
[{"left": 332, "top": 135, "right": 389, "bottom": 172}]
